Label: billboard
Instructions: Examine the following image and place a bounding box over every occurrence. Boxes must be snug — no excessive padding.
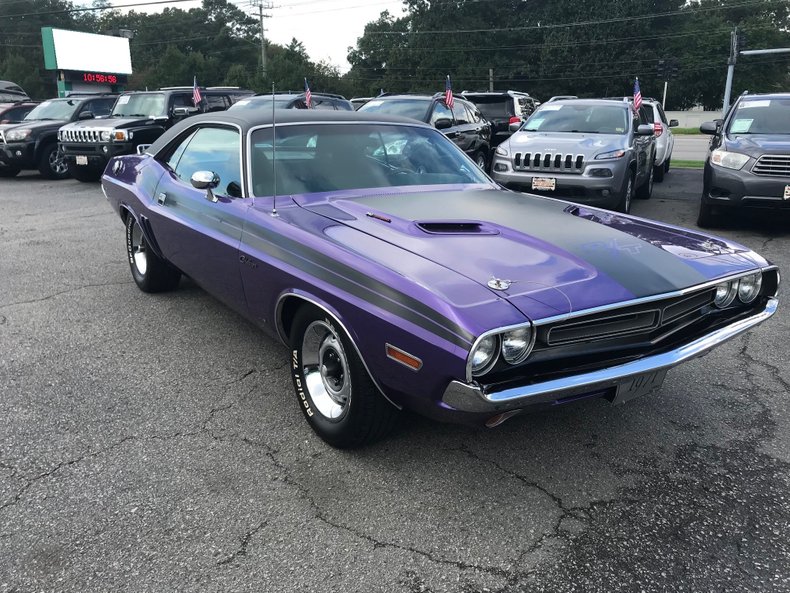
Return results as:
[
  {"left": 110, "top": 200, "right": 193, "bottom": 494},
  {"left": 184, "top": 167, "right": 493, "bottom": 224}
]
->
[{"left": 42, "top": 28, "right": 132, "bottom": 75}]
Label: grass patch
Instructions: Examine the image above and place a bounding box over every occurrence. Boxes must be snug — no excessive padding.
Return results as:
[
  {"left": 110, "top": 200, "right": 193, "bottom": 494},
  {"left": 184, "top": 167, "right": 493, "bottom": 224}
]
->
[
  {"left": 672, "top": 159, "right": 705, "bottom": 169},
  {"left": 672, "top": 127, "right": 703, "bottom": 135}
]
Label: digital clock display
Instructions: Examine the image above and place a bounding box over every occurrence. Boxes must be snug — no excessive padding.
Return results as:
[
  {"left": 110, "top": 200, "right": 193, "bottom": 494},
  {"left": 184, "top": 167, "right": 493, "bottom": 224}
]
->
[{"left": 83, "top": 72, "right": 118, "bottom": 84}]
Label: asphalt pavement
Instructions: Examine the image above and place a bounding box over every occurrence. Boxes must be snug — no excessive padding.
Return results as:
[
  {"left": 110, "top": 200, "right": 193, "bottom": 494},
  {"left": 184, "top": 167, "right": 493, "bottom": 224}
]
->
[{"left": 1, "top": 169, "right": 789, "bottom": 592}]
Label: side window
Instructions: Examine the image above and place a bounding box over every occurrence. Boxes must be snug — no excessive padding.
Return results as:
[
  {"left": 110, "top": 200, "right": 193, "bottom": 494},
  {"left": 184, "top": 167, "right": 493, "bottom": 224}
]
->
[
  {"left": 430, "top": 102, "right": 452, "bottom": 125},
  {"left": 85, "top": 99, "right": 114, "bottom": 117},
  {"left": 638, "top": 105, "right": 651, "bottom": 125},
  {"left": 468, "top": 104, "right": 481, "bottom": 123},
  {"left": 656, "top": 104, "right": 669, "bottom": 125},
  {"left": 170, "top": 94, "right": 193, "bottom": 109},
  {"left": 173, "top": 127, "right": 242, "bottom": 197},
  {"left": 164, "top": 129, "right": 198, "bottom": 172},
  {"left": 204, "top": 95, "right": 229, "bottom": 112},
  {"left": 312, "top": 98, "right": 336, "bottom": 110},
  {"left": 452, "top": 102, "right": 469, "bottom": 125}
]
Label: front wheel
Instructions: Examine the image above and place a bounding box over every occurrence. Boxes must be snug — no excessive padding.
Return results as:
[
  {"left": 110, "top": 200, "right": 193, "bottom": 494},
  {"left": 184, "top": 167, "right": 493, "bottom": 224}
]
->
[
  {"left": 696, "top": 201, "right": 721, "bottom": 228},
  {"left": 125, "top": 214, "right": 181, "bottom": 293},
  {"left": 290, "top": 306, "right": 399, "bottom": 448},
  {"left": 37, "top": 144, "right": 69, "bottom": 179}
]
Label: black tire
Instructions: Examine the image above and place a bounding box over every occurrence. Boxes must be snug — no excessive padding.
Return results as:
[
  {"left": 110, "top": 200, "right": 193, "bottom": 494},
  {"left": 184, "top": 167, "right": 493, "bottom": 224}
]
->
[
  {"left": 290, "top": 305, "right": 399, "bottom": 448},
  {"left": 472, "top": 150, "right": 487, "bottom": 172},
  {"left": 0, "top": 166, "right": 20, "bottom": 178},
  {"left": 68, "top": 161, "right": 102, "bottom": 182},
  {"left": 664, "top": 158, "right": 671, "bottom": 173},
  {"left": 696, "top": 201, "right": 720, "bottom": 228},
  {"left": 125, "top": 214, "right": 181, "bottom": 293},
  {"left": 37, "top": 143, "right": 69, "bottom": 179},
  {"left": 653, "top": 161, "right": 665, "bottom": 182},
  {"left": 616, "top": 170, "right": 635, "bottom": 213},
  {"left": 636, "top": 161, "right": 654, "bottom": 200}
]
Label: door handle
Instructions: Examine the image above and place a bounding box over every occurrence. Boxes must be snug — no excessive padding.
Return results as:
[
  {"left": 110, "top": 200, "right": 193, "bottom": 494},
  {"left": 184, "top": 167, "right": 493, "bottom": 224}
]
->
[{"left": 156, "top": 192, "right": 167, "bottom": 205}]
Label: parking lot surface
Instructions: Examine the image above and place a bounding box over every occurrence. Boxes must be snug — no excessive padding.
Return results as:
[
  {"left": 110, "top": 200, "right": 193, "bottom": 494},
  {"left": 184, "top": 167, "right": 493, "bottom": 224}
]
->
[{"left": 1, "top": 170, "right": 789, "bottom": 592}]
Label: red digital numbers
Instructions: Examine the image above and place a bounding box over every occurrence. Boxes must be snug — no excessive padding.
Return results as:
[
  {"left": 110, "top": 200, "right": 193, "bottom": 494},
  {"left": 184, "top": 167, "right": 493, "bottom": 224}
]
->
[{"left": 82, "top": 72, "right": 118, "bottom": 84}]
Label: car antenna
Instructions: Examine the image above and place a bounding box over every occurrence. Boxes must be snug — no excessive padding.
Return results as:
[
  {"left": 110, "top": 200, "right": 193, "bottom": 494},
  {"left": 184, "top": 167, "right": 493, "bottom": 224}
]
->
[{"left": 271, "top": 82, "right": 278, "bottom": 217}]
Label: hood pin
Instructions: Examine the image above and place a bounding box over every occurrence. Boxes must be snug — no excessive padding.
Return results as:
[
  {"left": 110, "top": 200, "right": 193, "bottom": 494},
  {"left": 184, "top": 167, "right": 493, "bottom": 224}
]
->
[{"left": 488, "top": 278, "right": 512, "bottom": 291}]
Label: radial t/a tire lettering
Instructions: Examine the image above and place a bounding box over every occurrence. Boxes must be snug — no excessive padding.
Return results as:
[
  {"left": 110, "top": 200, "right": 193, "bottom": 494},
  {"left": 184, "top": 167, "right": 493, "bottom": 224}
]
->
[
  {"left": 125, "top": 214, "right": 181, "bottom": 293},
  {"left": 290, "top": 305, "right": 399, "bottom": 448}
]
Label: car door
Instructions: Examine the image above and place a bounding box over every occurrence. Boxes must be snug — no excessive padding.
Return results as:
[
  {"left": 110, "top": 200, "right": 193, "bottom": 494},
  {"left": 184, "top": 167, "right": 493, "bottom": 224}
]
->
[{"left": 147, "top": 124, "right": 249, "bottom": 310}]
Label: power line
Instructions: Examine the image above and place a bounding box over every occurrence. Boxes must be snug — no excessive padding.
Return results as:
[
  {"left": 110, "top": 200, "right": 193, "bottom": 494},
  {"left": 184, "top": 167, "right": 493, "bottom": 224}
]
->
[{"left": 3, "top": 0, "right": 198, "bottom": 18}]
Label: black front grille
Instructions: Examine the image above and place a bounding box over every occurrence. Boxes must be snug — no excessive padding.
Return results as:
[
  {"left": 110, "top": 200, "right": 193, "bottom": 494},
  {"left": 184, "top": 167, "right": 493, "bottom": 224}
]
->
[
  {"left": 513, "top": 152, "right": 584, "bottom": 174},
  {"left": 752, "top": 154, "right": 790, "bottom": 177}
]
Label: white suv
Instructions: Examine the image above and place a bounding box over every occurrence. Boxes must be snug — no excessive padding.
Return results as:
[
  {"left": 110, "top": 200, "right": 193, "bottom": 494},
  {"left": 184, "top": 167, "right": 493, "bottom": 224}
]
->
[{"left": 606, "top": 97, "right": 678, "bottom": 182}]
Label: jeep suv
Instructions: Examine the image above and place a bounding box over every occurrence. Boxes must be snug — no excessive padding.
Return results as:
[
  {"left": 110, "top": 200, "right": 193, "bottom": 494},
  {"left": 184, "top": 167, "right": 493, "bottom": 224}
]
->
[
  {"left": 59, "top": 86, "right": 253, "bottom": 182},
  {"left": 358, "top": 94, "right": 492, "bottom": 168},
  {"left": 0, "top": 94, "right": 117, "bottom": 179},
  {"left": 697, "top": 92, "right": 790, "bottom": 227},
  {"left": 229, "top": 92, "right": 354, "bottom": 112},
  {"left": 491, "top": 98, "right": 657, "bottom": 213},
  {"left": 460, "top": 90, "right": 538, "bottom": 146}
]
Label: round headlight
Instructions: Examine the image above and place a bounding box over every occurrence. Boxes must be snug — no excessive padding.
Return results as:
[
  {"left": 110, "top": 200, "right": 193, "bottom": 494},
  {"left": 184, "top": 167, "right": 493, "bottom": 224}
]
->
[
  {"left": 100, "top": 130, "right": 112, "bottom": 142},
  {"left": 713, "top": 281, "right": 738, "bottom": 308},
  {"left": 737, "top": 273, "right": 762, "bottom": 303},
  {"left": 501, "top": 327, "right": 533, "bottom": 365},
  {"left": 470, "top": 335, "right": 499, "bottom": 376}
]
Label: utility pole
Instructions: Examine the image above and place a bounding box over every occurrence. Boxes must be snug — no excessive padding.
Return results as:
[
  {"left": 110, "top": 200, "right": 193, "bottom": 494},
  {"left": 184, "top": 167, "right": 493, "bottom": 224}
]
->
[
  {"left": 489, "top": 68, "right": 493, "bottom": 92},
  {"left": 251, "top": 0, "right": 272, "bottom": 77}
]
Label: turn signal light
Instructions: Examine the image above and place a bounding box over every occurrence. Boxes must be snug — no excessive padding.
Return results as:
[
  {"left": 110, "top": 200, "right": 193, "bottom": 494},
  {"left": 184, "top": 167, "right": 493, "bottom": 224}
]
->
[
  {"left": 385, "top": 344, "right": 423, "bottom": 371},
  {"left": 654, "top": 123, "right": 663, "bottom": 137},
  {"left": 508, "top": 116, "right": 521, "bottom": 125}
]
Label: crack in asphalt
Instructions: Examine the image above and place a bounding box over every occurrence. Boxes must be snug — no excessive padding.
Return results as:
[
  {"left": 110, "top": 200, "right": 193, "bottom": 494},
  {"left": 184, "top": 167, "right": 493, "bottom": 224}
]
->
[
  {"left": 216, "top": 520, "right": 268, "bottom": 566},
  {"left": 0, "top": 281, "right": 132, "bottom": 310}
]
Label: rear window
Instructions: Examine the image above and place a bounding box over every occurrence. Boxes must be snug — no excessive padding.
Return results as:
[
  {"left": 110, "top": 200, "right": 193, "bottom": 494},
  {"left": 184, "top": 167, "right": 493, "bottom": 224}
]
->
[
  {"left": 358, "top": 98, "right": 432, "bottom": 121},
  {"left": 463, "top": 96, "right": 514, "bottom": 119}
]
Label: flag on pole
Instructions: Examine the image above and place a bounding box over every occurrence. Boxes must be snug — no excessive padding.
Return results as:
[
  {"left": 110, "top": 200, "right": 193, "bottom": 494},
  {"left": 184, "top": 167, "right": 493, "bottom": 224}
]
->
[
  {"left": 633, "top": 77, "right": 642, "bottom": 112},
  {"left": 192, "top": 76, "right": 202, "bottom": 107},
  {"left": 304, "top": 78, "right": 312, "bottom": 109},
  {"left": 445, "top": 75, "right": 454, "bottom": 109}
]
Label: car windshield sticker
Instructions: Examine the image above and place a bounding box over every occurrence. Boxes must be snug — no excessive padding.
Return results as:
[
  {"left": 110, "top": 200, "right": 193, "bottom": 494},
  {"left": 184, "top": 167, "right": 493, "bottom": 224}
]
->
[
  {"left": 739, "top": 100, "right": 771, "bottom": 108},
  {"left": 117, "top": 96, "right": 130, "bottom": 105},
  {"left": 731, "top": 119, "right": 753, "bottom": 133},
  {"left": 616, "top": 127, "right": 625, "bottom": 133}
]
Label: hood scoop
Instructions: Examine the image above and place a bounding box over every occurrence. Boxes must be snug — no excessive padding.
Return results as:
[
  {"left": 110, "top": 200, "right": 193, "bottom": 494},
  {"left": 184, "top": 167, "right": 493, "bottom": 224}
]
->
[{"left": 416, "top": 221, "right": 497, "bottom": 235}]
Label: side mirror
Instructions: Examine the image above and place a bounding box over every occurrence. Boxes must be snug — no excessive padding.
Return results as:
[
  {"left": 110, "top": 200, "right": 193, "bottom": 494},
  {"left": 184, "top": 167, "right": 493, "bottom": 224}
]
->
[
  {"left": 78, "top": 111, "right": 94, "bottom": 120},
  {"left": 191, "top": 170, "right": 220, "bottom": 202},
  {"left": 173, "top": 106, "right": 199, "bottom": 118},
  {"left": 669, "top": 119, "right": 679, "bottom": 128},
  {"left": 509, "top": 121, "right": 522, "bottom": 132},
  {"left": 434, "top": 118, "right": 453, "bottom": 130},
  {"left": 636, "top": 124, "right": 655, "bottom": 136},
  {"left": 699, "top": 121, "right": 719, "bottom": 135}
]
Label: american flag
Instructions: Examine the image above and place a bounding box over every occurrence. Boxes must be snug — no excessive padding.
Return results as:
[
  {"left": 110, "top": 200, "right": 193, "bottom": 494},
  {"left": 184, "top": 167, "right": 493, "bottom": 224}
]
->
[
  {"left": 633, "top": 77, "right": 642, "bottom": 112},
  {"left": 304, "top": 78, "right": 312, "bottom": 109},
  {"left": 445, "top": 75, "right": 454, "bottom": 109},
  {"left": 192, "top": 76, "right": 202, "bottom": 107}
]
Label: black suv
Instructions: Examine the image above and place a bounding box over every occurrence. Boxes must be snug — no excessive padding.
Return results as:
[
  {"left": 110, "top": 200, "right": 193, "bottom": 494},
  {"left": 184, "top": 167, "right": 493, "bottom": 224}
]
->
[
  {"left": 357, "top": 94, "right": 492, "bottom": 168},
  {"left": 0, "top": 93, "right": 117, "bottom": 179},
  {"left": 59, "top": 86, "right": 253, "bottom": 182},
  {"left": 228, "top": 92, "right": 354, "bottom": 112},
  {"left": 460, "top": 90, "right": 538, "bottom": 146},
  {"left": 698, "top": 92, "right": 790, "bottom": 227}
]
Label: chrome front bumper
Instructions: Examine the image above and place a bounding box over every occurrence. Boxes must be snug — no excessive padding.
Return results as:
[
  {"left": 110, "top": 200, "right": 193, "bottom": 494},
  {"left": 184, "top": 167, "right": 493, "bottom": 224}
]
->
[{"left": 442, "top": 298, "right": 778, "bottom": 413}]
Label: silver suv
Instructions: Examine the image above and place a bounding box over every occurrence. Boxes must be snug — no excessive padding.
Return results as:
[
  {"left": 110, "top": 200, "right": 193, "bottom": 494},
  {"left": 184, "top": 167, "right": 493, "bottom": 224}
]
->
[{"left": 491, "top": 99, "right": 657, "bottom": 213}]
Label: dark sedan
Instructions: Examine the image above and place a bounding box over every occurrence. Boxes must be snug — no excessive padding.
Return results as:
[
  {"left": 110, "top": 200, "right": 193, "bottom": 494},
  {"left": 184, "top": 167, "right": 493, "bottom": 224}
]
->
[{"left": 101, "top": 110, "right": 778, "bottom": 447}]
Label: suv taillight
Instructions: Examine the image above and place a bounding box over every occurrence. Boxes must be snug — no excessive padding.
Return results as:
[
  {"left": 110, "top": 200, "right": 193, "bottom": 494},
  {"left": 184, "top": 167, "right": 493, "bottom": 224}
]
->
[
  {"left": 654, "top": 122, "right": 663, "bottom": 137},
  {"left": 509, "top": 116, "right": 521, "bottom": 125}
]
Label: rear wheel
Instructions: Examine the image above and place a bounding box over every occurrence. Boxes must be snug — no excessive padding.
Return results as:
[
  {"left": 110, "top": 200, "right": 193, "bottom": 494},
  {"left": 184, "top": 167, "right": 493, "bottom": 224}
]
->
[
  {"left": 37, "top": 143, "right": 69, "bottom": 179},
  {"left": 664, "top": 158, "right": 671, "bottom": 173},
  {"left": 125, "top": 214, "right": 181, "bottom": 293},
  {"left": 653, "top": 160, "right": 665, "bottom": 182},
  {"left": 616, "top": 170, "right": 635, "bottom": 213},
  {"left": 636, "top": 161, "right": 654, "bottom": 199},
  {"left": 473, "top": 150, "right": 487, "bottom": 171},
  {"left": 68, "top": 161, "right": 102, "bottom": 182},
  {"left": 290, "top": 305, "right": 399, "bottom": 448}
]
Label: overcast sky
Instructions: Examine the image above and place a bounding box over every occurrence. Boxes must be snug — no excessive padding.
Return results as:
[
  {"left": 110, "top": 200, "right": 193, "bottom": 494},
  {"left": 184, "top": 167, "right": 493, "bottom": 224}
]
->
[{"left": 105, "top": 0, "right": 406, "bottom": 73}]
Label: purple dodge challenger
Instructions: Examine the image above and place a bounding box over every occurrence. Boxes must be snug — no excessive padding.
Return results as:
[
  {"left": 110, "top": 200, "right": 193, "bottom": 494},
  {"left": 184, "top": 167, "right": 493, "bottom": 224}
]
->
[{"left": 101, "top": 110, "right": 779, "bottom": 448}]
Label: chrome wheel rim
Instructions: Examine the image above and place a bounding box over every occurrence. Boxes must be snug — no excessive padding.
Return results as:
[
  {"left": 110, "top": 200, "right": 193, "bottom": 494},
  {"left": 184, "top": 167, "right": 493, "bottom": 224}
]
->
[
  {"left": 301, "top": 320, "right": 351, "bottom": 421},
  {"left": 130, "top": 221, "right": 148, "bottom": 275},
  {"left": 49, "top": 147, "right": 67, "bottom": 175},
  {"left": 625, "top": 176, "right": 633, "bottom": 212}
]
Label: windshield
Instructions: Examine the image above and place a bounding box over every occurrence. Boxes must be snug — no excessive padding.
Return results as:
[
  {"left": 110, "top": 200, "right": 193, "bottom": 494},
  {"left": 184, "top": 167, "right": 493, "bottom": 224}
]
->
[
  {"left": 358, "top": 98, "right": 432, "bottom": 121},
  {"left": 24, "top": 99, "right": 80, "bottom": 121},
  {"left": 250, "top": 123, "right": 490, "bottom": 196},
  {"left": 228, "top": 97, "right": 300, "bottom": 111},
  {"left": 112, "top": 93, "right": 166, "bottom": 117},
  {"left": 728, "top": 99, "right": 790, "bottom": 135},
  {"left": 524, "top": 104, "right": 629, "bottom": 134}
]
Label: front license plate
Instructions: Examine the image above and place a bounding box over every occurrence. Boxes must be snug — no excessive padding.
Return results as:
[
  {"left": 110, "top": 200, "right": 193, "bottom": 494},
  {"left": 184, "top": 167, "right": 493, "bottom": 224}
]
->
[
  {"left": 784, "top": 185, "right": 790, "bottom": 200},
  {"left": 532, "top": 177, "right": 556, "bottom": 191},
  {"left": 75, "top": 155, "right": 88, "bottom": 166},
  {"left": 612, "top": 370, "right": 667, "bottom": 405}
]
